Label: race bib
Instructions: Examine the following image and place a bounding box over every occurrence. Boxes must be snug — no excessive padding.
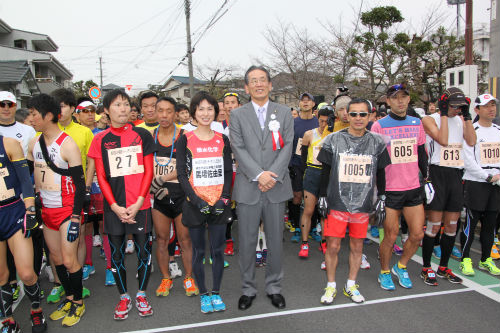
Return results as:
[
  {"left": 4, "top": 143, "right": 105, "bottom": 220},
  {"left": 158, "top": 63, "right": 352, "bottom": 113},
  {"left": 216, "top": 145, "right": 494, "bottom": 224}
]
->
[
  {"left": 480, "top": 142, "right": 500, "bottom": 165},
  {"left": 154, "top": 157, "right": 178, "bottom": 183},
  {"left": 34, "top": 162, "right": 60, "bottom": 191},
  {"left": 0, "top": 168, "right": 16, "bottom": 201},
  {"left": 312, "top": 146, "right": 322, "bottom": 165},
  {"left": 107, "top": 146, "right": 144, "bottom": 178},
  {"left": 338, "top": 154, "right": 372, "bottom": 184},
  {"left": 295, "top": 138, "right": 303, "bottom": 156},
  {"left": 390, "top": 138, "right": 417, "bottom": 164},
  {"left": 192, "top": 157, "right": 224, "bottom": 187},
  {"left": 440, "top": 144, "right": 463, "bottom": 167}
]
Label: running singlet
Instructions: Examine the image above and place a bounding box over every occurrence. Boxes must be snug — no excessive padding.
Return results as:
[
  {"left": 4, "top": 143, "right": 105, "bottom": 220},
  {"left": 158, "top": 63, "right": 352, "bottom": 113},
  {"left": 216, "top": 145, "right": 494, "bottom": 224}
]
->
[
  {"left": 58, "top": 121, "right": 93, "bottom": 173},
  {"left": 136, "top": 122, "right": 159, "bottom": 135},
  {"left": 0, "top": 135, "right": 22, "bottom": 203},
  {"left": 90, "top": 127, "right": 104, "bottom": 194},
  {"left": 33, "top": 132, "right": 75, "bottom": 208},
  {"left": 182, "top": 121, "right": 225, "bottom": 134},
  {"left": 427, "top": 113, "right": 464, "bottom": 168},
  {"left": 153, "top": 127, "right": 184, "bottom": 195},
  {"left": 463, "top": 123, "right": 500, "bottom": 182},
  {"left": 0, "top": 122, "right": 36, "bottom": 156},
  {"left": 87, "top": 125, "right": 155, "bottom": 210},
  {"left": 291, "top": 117, "right": 319, "bottom": 166},
  {"left": 184, "top": 131, "right": 225, "bottom": 206},
  {"left": 371, "top": 114, "right": 426, "bottom": 191},
  {"left": 307, "top": 128, "right": 324, "bottom": 167}
]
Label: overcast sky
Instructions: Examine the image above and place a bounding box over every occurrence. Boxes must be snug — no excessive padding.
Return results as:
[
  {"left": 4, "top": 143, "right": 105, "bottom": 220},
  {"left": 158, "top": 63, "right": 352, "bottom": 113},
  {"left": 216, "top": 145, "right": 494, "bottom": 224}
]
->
[{"left": 0, "top": 0, "right": 492, "bottom": 95}]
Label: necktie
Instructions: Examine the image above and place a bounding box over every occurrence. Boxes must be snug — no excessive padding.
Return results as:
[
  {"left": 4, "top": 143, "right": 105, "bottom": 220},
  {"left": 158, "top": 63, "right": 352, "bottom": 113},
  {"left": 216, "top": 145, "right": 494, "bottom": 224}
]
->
[{"left": 258, "top": 107, "right": 265, "bottom": 130}]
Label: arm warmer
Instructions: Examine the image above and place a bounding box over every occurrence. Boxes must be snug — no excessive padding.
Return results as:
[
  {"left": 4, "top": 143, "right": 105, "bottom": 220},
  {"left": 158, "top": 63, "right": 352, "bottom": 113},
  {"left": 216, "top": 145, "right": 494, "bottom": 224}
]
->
[
  {"left": 138, "top": 153, "right": 154, "bottom": 199},
  {"left": 222, "top": 136, "right": 233, "bottom": 198},
  {"left": 68, "top": 165, "right": 86, "bottom": 216},
  {"left": 12, "top": 159, "right": 35, "bottom": 200},
  {"left": 301, "top": 144, "right": 309, "bottom": 168},
  {"left": 417, "top": 144, "right": 428, "bottom": 179},
  {"left": 95, "top": 157, "right": 117, "bottom": 207},
  {"left": 27, "top": 159, "right": 34, "bottom": 176},
  {"left": 376, "top": 168, "right": 386, "bottom": 195},
  {"left": 319, "top": 163, "right": 331, "bottom": 197}
]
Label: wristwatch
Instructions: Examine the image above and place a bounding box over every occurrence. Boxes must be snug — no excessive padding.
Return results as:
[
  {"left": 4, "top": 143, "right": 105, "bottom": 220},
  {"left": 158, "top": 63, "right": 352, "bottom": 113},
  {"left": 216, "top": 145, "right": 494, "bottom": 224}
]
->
[
  {"left": 486, "top": 175, "right": 493, "bottom": 183},
  {"left": 26, "top": 206, "right": 36, "bottom": 213}
]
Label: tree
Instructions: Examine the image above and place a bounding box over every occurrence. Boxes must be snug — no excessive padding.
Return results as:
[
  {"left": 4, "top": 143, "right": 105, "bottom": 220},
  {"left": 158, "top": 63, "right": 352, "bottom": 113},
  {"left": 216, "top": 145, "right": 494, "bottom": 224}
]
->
[
  {"left": 195, "top": 61, "right": 240, "bottom": 100},
  {"left": 72, "top": 80, "right": 99, "bottom": 99}
]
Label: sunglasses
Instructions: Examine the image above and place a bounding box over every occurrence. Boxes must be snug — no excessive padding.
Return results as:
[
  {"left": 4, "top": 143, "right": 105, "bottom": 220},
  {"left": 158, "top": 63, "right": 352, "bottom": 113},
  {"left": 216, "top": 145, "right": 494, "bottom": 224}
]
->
[
  {"left": 349, "top": 112, "right": 369, "bottom": 118},
  {"left": 320, "top": 106, "right": 334, "bottom": 112},
  {"left": 337, "top": 86, "right": 349, "bottom": 93},
  {"left": 0, "top": 101, "right": 15, "bottom": 108},
  {"left": 224, "top": 92, "right": 239, "bottom": 98}
]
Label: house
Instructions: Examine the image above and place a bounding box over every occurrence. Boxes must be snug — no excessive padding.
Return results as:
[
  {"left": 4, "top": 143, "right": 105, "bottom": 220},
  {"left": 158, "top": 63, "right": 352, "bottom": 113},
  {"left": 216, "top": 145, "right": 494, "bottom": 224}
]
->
[
  {"left": 0, "top": 18, "right": 72, "bottom": 97},
  {"left": 162, "top": 76, "right": 207, "bottom": 103},
  {"left": 0, "top": 61, "right": 40, "bottom": 107},
  {"left": 102, "top": 83, "right": 124, "bottom": 94}
]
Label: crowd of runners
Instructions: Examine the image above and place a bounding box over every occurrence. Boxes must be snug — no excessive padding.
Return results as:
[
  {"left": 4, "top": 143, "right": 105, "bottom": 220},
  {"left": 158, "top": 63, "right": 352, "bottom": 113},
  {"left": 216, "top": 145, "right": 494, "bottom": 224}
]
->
[{"left": 0, "top": 64, "right": 499, "bottom": 333}]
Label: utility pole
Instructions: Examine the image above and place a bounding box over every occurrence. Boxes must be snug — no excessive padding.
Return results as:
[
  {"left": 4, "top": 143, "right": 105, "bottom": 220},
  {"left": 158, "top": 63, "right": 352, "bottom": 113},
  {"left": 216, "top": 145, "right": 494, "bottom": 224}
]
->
[
  {"left": 457, "top": 3, "right": 461, "bottom": 37},
  {"left": 185, "top": 0, "right": 194, "bottom": 99},
  {"left": 98, "top": 53, "right": 104, "bottom": 89},
  {"left": 464, "top": 0, "right": 473, "bottom": 65}
]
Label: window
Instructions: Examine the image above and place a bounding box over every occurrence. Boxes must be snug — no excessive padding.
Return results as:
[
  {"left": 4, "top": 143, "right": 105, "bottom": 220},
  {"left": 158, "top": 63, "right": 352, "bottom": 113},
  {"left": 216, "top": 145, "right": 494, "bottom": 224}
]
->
[
  {"left": 14, "top": 39, "right": 27, "bottom": 49},
  {"left": 449, "top": 72, "right": 455, "bottom": 86},
  {"left": 458, "top": 71, "right": 464, "bottom": 85},
  {"left": 184, "top": 89, "right": 190, "bottom": 98}
]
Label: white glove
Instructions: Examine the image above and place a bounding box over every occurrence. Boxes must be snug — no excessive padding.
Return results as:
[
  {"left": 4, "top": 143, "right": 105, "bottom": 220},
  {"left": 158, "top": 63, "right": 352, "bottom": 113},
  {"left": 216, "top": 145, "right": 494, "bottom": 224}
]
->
[
  {"left": 493, "top": 179, "right": 500, "bottom": 186},
  {"left": 375, "top": 195, "right": 386, "bottom": 227},
  {"left": 424, "top": 182, "right": 435, "bottom": 205},
  {"left": 318, "top": 197, "right": 328, "bottom": 218}
]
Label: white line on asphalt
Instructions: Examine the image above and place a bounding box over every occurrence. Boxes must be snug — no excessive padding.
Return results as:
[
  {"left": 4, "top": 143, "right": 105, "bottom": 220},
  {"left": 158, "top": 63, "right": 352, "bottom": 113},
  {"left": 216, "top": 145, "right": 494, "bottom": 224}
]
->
[{"left": 123, "top": 285, "right": 498, "bottom": 333}]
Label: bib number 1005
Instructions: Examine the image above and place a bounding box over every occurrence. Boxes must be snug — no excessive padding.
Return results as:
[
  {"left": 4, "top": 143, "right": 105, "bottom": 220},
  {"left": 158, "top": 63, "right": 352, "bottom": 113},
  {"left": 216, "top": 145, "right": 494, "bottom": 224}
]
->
[{"left": 338, "top": 154, "right": 372, "bottom": 184}]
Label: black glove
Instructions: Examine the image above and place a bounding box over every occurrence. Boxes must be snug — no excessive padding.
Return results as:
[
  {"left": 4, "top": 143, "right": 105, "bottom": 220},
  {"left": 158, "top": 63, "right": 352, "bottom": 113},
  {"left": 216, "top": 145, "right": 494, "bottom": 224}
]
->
[
  {"left": 318, "top": 197, "right": 328, "bottom": 218},
  {"left": 67, "top": 219, "right": 80, "bottom": 242},
  {"left": 83, "top": 190, "right": 91, "bottom": 214},
  {"left": 213, "top": 197, "right": 230, "bottom": 215},
  {"left": 438, "top": 93, "right": 449, "bottom": 117},
  {"left": 22, "top": 213, "right": 39, "bottom": 238},
  {"left": 195, "top": 200, "right": 211, "bottom": 215},
  {"left": 35, "top": 192, "right": 42, "bottom": 210},
  {"left": 461, "top": 97, "right": 472, "bottom": 121},
  {"left": 375, "top": 195, "right": 386, "bottom": 227},
  {"left": 327, "top": 114, "right": 336, "bottom": 132}
]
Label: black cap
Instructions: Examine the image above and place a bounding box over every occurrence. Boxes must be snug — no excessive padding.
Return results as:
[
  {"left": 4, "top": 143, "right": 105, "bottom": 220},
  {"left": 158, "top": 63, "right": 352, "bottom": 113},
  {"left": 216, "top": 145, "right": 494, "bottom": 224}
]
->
[
  {"left": 444, "top": 87, "right": 468, "bottom": 106},
  {"left": 300, "top": 92, "right": 315, "bottom": 102},
  {"left": 387, "top": 84, "right": 409, "bottom": 97}
]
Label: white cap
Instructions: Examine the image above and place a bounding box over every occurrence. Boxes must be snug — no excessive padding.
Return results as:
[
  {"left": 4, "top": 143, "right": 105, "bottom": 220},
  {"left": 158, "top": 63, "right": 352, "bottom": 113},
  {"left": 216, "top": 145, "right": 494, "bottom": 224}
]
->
[
  {"left": 0, "top": 91, "right": 16, "bottom": 104},
  {"left": 474, "top": 94, "right": 498, "bottom": 107}
]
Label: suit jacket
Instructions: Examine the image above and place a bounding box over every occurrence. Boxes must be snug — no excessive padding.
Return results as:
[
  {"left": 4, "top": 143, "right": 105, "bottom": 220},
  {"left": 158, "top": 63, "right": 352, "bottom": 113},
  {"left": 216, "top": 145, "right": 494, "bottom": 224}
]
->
[{"left": 229, "top": 101, "right": 293, "bottom": 205}]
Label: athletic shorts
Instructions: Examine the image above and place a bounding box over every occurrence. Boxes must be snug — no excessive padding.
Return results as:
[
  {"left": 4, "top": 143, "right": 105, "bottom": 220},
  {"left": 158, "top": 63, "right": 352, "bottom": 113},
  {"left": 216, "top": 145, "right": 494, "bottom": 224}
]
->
[
  {"left": 103, "top": 208, "right": 153, "bottom": 236},
  {"left": 303, "top": 166, "right": 322, "bottom": 198},
  {"left": 0, "top": 198, "right": 25, "bottom": 241},
  {"left": 90, "top": 193, "right": 104, "bottom": 215},
  {"left": 385, "top": 187, "right": 424, "bottom": 210},
  {"left": 290, "top": 165, "right": 305, "bottom": 192},
  {"left": 425, "top": 165, "right": 464, "bottom": 212},
  {"left": 153, "top": 191, "right": 185, "bottom": 219},
  {"left": 324, "top": 209, "right": 369, "bottom": 239},
  {"left": 464, "top": 180, "right": 500, "bottom": 212},
  {"left": 42, "top": 206, "right": 83, "bottom": 231}
]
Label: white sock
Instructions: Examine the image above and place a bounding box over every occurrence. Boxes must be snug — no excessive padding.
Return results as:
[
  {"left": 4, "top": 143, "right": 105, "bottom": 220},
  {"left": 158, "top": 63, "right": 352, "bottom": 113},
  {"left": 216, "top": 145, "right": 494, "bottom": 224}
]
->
[
  {"left": 346, "top": 279, "right": 356, "bottom": 288},
  {"left": 256, "top": 229, "right": 262, "bottom": 251},
  {"left": 327, "top": 282, "right": 336, "bottom": 289}
]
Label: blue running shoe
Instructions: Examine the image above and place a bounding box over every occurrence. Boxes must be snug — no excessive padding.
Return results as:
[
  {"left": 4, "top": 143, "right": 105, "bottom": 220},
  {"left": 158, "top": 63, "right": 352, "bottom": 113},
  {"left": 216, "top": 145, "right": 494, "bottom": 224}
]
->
[
  {"left": 291, "top": 230, "right": 301, "bottom": 243},
  {"left": 105, "top": 268, "right": 116, "bottom": 286},
  {"left": 210, "top": 294, "right": 226, "bottom": 312},
  {"left": 370, "top": 226, "right": 379, "bottom": 238},
  {"left": 256, "top": 251, "right": 263, "bottom": 267},
  {"left": 451, "top": 246, "right": 462, "bottom": 259},
  {"left": 82, "top": 265, "right": 95, "bottom": 280},
  {"left": 378, "top": 272, "right": 395, "bottom": 291},
  {"left": 392, "top": 264, "right": 412, "bottom": 289},
  {"left": 200, "top": 294, "right": 214, "bottom": 313},
  {"left": 432, "top": 247, "right": 441, "bottom": 259},
  {"left": 310, "top": 230, "right": 322, "bottom": 242}
]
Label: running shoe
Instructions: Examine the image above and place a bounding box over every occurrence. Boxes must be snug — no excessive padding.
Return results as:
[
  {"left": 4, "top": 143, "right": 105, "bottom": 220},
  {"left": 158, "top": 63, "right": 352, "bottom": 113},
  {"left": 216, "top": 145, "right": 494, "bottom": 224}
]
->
[
  {"left": 174, "top": 245, "right": 181, "bottom": 257},
  {"left": 432, "top": 246, "right": 442, "bottom": 259},
  {"left": 105, "top": 269, "right": 116, "bottom": 286},
  {"left": 494, "top": 235, "right": 500, "bottom": 246},
  {"left": 370, "top": 226, "right": 379, "bottom": 238},
  {"left": 62, "top": 302, "right": 85, "bottom": 327},
  {"left": 451, "top": 246, "right": 462, "bottom": 259},
  {"left": 136, "top": 294, "right": 153, "bottom": 317},
  {"left": 47, "top": 285, "right": 65, "bottom": 304},
  {"left": 401, "top": 233, "right": 409, "bottom": 245},
  {"left": 184, "top": 277, "right": 199, "bottom": 296},
  {"left": 420, "top": 268, "right": 438, "bottom": 286},
  {"left": 200, "top": 294, "right": 214, "bottom": 313},
  {"left": 478, "top": 257, "right": 500, "bottom": 275},
  {"left": 343, "top": 284, "right": 365, "bottom": 303},
  {"left": 393, "top": 244, "right": 403, "bottom": 256},
  {"left": 319, "top": 241, "right": 327, "bottom": 254},
  {"left": 261, "top": 249, "right": 268, "bottom": 265},
  {"left": 93, "top": 235, "right": 102, "bottom": 247},
  {"left": 310, "top": 230, "right": 322, "bottom": 242},
  {"left": 1, "top": 319, "right": 20, "bottom": 333},
  {"left": 320, "top": 286, "right": 336, "bottom": 305},
  {"left": 11, "top": 284, "right": 20, "bottom": 302},
  {"left": 363, "top": 238, "right": 371, "bottom": 245},
  {"left": 378, "top": 272, "right": 396, "bottom": 291},
  {"left": 169, "top": 261, "right": 182, "bottom": 278},
  {"left": 256, "top": 251, "right": 263, "bottom": 267},
  {"left": 82, "top": 287, "right": 90, "bottom": 299},
  {"left": 392, "top": 264, "right": 413, "bottom": 289},
  {"left": 291, "top": 230, "right": 301, "bottom": 243},
  {"left": 49, "top": 299, "right": 72, "bottom": 321},
  {"left": 284, "top": 216, "right": 295, "bottom": 232},
  {"left": 125, "top": 240, "right": 134, "bottom": 254},
  {"left": 298, "top": 243, "right": 309, "bottom": 258},
  {"left": 460, "top": 258, "right": 475, "bottom": 276},
  {"left": 210, "top": 294, "right": 226, "bottom": 312},
  {"left": 114, "top": 296, "right": 132, "bottom": 320},
  {"left": 31, "top": 309, "right": 47, "bottom": 333},
  {"left": 207, "top": 257, "right": 229, "bottom": 268},
  {"left": 320, "top": 261, "right": 326, "bottom": 271},
  {"left": 156, "top": 278, "right": 173, "bottom": 297},
  {"left": 436, "top": 266, "right": 463, "bottom": 284},
  {"left": 491, "top": 244, "right": 500, "bottom": 260},
  {"left": 360, "top": 254, "right": 370, "bottom": 269},
  {"left": 44, "top": 265, "right": 54, "bottom": 283},
  {"left": 224, "top": 239, "right": 234, "bottom": 256},
  {"left": 82, "top": 265, "right": 95, "bottom": 280}
]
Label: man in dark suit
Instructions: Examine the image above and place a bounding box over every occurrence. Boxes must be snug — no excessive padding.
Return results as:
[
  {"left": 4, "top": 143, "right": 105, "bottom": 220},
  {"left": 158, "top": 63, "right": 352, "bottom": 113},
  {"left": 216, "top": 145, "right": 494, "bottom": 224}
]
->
[{"left": 229, "top": 65, "right": 293, "bottom": 310}]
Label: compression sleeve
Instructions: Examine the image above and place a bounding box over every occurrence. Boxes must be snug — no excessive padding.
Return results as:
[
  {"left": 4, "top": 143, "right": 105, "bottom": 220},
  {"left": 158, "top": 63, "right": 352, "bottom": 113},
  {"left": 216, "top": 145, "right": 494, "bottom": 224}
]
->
[
  {"left": 376, "top": 168, "right": 386, "bottom": 195},
  {"left": 418, "top": 144, "right": 428, "bottom": 179},
  {"left": 138, "top": 153, "right": 154, "bottom": 199},
  {"left": 319, "top": 163, "right": 331, "bottom": 197},
  {"left": 222, "top": 135, "right": 233, "bottom": 198},
  {"left": 12, "top": 159, "right": 35, "bottom": 200},
  {"left": 301, "top": 144, "right": 309, "bottom": 168},
  {"left": 27, "top": 159, "right": 34, "bottom": 175},
  {"left": 68, "top": 165, "right": 86, "bottom": 216},
  {"left": 94, "top": 157, "right": 117, "bottom": 206}
]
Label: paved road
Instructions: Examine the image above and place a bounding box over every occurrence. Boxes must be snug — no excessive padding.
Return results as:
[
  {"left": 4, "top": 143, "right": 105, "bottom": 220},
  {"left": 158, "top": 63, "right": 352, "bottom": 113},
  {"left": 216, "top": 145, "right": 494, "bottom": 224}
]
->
[{"left": 12, "top": 225, "right": 500, "bottom": 333}]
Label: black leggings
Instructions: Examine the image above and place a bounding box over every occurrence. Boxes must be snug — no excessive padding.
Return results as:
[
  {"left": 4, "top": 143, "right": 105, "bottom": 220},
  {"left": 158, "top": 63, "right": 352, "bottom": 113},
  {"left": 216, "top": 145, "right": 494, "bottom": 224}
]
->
[
  {"left": 461, "top": 209, "right": 497, "bottom": 261},
  {"left": 108, "top": 233, "right": 152, "bottom": 295},
  {"left": 189, "top": 224, "right": 226, "bottom": 295}
]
